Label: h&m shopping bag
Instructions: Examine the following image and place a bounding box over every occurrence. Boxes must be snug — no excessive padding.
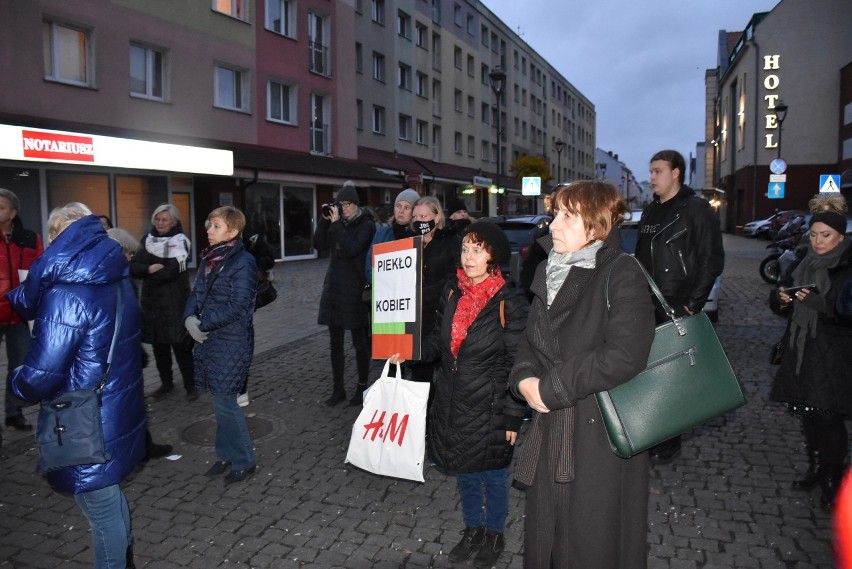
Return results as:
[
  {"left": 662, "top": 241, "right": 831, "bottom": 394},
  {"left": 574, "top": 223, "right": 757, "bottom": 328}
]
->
[{"left": 345, "top": 359, "right": 430, "bottom": 482}]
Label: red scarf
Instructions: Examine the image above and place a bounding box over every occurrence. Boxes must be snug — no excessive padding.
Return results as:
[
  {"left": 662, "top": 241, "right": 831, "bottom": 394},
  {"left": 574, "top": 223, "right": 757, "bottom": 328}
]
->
[{"left": 450, "top": 268, "right": 505, "bottom": 358}]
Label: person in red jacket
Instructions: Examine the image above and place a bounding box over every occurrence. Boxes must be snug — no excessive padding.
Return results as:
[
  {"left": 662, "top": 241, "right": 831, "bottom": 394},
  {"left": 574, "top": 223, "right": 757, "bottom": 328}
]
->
[{"left": 0, "top": 188, "right": 43, "bottom": 434}]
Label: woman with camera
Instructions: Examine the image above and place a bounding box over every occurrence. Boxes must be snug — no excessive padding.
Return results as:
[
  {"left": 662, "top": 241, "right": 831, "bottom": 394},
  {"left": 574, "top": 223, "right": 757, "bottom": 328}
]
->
[
  {"left": 313, "top": 181, "right": 376, "bottom": 406},
  {"left": 771, "top": 193, "right": 852, "bottom": 509}
]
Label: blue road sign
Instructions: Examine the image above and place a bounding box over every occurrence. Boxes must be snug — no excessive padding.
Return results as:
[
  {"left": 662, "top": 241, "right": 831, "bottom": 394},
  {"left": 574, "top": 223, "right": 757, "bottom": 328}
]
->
[
  {"left": 770, "top": 159, "right": 787, "bottom": 175},
  {"left": 768, "top": 182, "right": 785, "bottom": 199},
  {"left": 819, "top": 174, "right": 840, "bottom": 193}
]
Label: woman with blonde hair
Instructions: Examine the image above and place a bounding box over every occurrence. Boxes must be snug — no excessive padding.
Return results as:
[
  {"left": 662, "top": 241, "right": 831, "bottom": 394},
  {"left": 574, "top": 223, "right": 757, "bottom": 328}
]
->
[
  {"left": 771, "top": 193, "right": 852, "bottom": 508},
  {"left": 410, "top": 196, "right": 461, "bottom": 383}
]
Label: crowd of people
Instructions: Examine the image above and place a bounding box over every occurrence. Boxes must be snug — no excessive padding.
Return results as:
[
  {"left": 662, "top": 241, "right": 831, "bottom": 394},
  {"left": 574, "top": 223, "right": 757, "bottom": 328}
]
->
[{"left": 1, "top": 146, "right": 849, "bottom": 569}]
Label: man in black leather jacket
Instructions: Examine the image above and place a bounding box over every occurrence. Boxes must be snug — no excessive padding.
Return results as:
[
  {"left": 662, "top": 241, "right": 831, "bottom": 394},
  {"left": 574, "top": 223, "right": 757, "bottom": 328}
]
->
[{"left": 635, "top": 149, "right": 724, "bottom": 462}]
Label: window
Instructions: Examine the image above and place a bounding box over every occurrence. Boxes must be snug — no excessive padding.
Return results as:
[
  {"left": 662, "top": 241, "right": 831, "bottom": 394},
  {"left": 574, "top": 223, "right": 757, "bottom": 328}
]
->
[
  {"left": 454, "top": 89, "right": 462, "bottom": 112},
  {"left": 213, "top": 0, "right": 247, "bottom": 20},
  {"left": 372, "top": 105, "right": 386, "bottom": 134},
  {"left": 467, "top": 135, "right": 474, "bottom": 156},
  {"left": 481, "top": 64, "right": 489, "bottom": 86},
  {"left": 355, "top": 43, "right": 363, "bottom": 74},
  {"left": 481, "top": 25, "right": 489, "bottom": 47},
  {"left": 397, "top": 11, "right": 411, "bottom": 38},
  {"left": 416, "top": 120, "right": 428, "bottom": 145},
  {"left": 356, "top": 99, "right": 363, "bottom": 130},
  {"left": 398, "top": 114, "right": 412, "bottom": 141},
  {"left": 491, "top": 32, "right": 498, "bottom": 53},
  {"left": 43, "top": 20, "right": 92, "bottom": 86},
  {"left": 431, "top": 0, "right": 441, "bottom": 24},
  {"left": 453, "top": 46, "right": 462, "bottom": 69},
  {"left": 266, "top": 0, "right": 295, "bottom": 37},
  {"left": 416, "top": 72, "right": 428, "bottom": 97},
  {"left": 453, "top": 3, "right": 462, "bottom": 26},
  {"left": 130, "top": 43, "right": 165, "bottom": 100},
  {"left": 310, "top": 93, "right": 330, "bottom": 154},
  {"left": 481, "top": 102, "right": 490, "bottom": 124},
  {"left": 372, "top": 52, "right": 385, "bottom": 82},
  {"left": 467, "top": 55, "right": 474, "bottom": 77},
  {"left": 267, "top": 79, "right": 296, "bottom": 124},
  {"left": 513, "top": 83, "right": 519, "bottom": 103},
  {"left": 466, "top": 14, "right": 474, "bottom": 35},
  {"left": 355, "top": 0, "right": 362, "bottom": 14},
  {"left": 371, "top": 0, "right": 385, "bottom": 25},
  {"left": 467, "top": 95, "right": 474, "bottom": 117},
  {"left": 308, "top": 12, "right": 330, "bottom": 76},
  {"left": 432, "top": 33, "right": 441, "bottom": 70},
  {"left": 415, "top": 23, "right": 428, "bottom": 48},
  {"left": 214, "top": 64, "right": 249, "bottom": 111},
  {"left": 454, "top": 131, "right": 462, "bottom": 154},
  {"left": 481, "top": 140, "right": 490, "bottom": 161},
  {"left": 432, "top": 125, "right": 441, "bottom": 161},
  {"left": 398, "top": 63, "right": 412, "bottom": 90},
  {"left": 432, "top": 79, "right": 441, "bottom": 116}
]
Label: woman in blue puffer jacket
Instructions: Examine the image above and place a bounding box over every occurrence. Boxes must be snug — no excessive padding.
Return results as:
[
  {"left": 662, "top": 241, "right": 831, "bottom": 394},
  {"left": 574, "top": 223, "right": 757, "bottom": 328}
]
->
[
  {"left": 184, "top": 206, "right": 258, "bottom": 486},
  {"left": 10, "top": 203, "right": 146, "bottom": 569}
]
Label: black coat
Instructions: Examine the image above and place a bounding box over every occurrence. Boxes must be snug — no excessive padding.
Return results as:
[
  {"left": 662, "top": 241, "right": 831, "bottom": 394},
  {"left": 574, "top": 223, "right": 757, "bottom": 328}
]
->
[
  {"left": 421, "top": 227, "right": 461, "bottom": 334},
  {"left": 508, "top": 230, "right": 656, "bottom": 567},
  {"left": 771, "top": 241, "right": 852, "bottom": 414},
  {"left": 423, "top": 276, "right": 528, "bottom": 473},
  {"left": 314, "top": 210, "right": 376, "bottom": 329},
  {"left": 129, "top": 224, "right": 192, "bottom": 345}
]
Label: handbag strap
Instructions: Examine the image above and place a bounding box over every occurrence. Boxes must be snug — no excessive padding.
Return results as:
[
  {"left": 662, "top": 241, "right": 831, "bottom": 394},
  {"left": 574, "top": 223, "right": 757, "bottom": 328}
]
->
[
  {"left": 98, "top": 283, "right": 124, "bottom": 391},
  {"left": 605, "top": 253, "right": 686, "bottom": 336}
]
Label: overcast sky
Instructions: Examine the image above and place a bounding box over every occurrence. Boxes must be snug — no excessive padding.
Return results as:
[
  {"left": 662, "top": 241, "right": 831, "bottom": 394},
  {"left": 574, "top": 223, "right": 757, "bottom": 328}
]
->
[{"left": 486, "top": 0, "right": 781, "bottom": 181}]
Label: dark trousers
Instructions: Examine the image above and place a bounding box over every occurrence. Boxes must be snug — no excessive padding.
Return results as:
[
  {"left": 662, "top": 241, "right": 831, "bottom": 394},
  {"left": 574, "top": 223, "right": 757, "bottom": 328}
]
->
[
  {"left": 328, "top": 326, "right": 370, "bottom": 394},
  {"left": 801, "top": 412, "right": 849, "bottom": 468},
  {"left": 152, "top": 342, "right": 195, "bottom": 392},
  {"left": 3, "top": 323, "right": 31, "bottom": 418}
]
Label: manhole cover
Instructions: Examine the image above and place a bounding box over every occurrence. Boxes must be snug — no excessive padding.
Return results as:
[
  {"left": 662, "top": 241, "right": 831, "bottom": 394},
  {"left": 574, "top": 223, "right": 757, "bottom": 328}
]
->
[{"left": 182, "top": 415, "right": 276, "bottom": 446}]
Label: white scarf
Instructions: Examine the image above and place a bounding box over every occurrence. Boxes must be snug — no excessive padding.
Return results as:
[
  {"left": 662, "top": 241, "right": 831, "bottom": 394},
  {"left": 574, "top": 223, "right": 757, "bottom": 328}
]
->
[{"left": 145, "top": 233, "right": 191, "bottom": 271}]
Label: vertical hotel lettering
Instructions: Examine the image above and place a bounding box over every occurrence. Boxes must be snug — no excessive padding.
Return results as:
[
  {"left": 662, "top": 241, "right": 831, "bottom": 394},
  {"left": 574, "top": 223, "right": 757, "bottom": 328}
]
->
[{"left": 763, "top": 55, "right": 782, "bottom": 150}]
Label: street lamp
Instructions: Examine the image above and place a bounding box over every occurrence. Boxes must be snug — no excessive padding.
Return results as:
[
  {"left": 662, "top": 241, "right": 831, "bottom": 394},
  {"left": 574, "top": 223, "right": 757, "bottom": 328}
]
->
[
  {"left": 489, "top": 67, "right": 506, "bottom": 216},
  {"left": 775, "top": 100, "right": 788, "bottom": 160},
  {"left": 596, "top": 162, "right": 607, "bottom": 179},
  {"left": 554, "top": 139, "right": 565, "bottom": 182}
]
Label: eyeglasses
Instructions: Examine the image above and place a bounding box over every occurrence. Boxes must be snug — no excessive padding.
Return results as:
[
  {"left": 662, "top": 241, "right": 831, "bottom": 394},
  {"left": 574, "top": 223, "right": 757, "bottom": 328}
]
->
[{"left": 339, "top": 201, "right": 353, "bottom": 208}]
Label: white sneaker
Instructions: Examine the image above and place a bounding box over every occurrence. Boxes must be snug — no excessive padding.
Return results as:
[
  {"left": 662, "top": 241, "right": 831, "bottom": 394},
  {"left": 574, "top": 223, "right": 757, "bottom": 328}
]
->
[{"left": 237, "top": 393, "right": 249, "bottom": 407}]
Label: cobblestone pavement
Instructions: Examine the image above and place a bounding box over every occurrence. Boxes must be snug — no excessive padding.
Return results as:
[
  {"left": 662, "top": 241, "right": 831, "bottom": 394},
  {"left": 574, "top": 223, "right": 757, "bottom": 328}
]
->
[{"left": 0, "top": 235, "right": 838, "bottom": 568}]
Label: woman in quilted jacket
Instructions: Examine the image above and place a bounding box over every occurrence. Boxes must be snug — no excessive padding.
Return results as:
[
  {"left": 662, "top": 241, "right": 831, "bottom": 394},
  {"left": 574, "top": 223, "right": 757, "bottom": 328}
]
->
[
  {"left": 184, "top": 206, "right": 258, "bottom": 486},
  {"left": 10, "top": 203, "right": 146, "bottom": 569},
  {"left": 392, "top": 221, "right": 528, "bottom": 567}
]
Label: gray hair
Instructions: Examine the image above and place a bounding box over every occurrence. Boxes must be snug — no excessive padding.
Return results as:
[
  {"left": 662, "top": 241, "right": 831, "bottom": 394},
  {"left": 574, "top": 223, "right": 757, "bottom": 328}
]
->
[
  {"left": 151, "top": 203, "right": 181, "bottom": 226},
  {"left": 47, "top": 202, "right": 92, "bottom": 242},
  {"left": 107, "top": 227, "right": 139, "bottom": 256},
  {"left": 0, "top": 188, "right": 20, "bottom": 212}
]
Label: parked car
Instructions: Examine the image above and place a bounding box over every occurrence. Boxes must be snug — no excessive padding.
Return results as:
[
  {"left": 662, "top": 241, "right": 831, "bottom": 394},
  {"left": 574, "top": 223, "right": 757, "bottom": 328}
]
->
[
  {"left": 620, "top": 209, "right": 644, "bottom": 254},
  {"left": 743, "top": 216, "right": 773, "bottom": 238},
  {"left": 483, "top": 215, "right": 552, "bottom": 279}
]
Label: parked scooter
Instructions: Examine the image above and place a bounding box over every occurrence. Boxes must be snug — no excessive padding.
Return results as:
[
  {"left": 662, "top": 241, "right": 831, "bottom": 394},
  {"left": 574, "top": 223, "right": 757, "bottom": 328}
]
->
[{"left": 759, "top": 232, "right": 803, "bottom": 284}]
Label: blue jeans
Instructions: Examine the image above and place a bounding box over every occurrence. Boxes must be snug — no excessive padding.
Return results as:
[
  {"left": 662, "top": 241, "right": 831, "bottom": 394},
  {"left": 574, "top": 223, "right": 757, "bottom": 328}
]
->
[
  {"left": 457, "top": 468, "right": 509, "bottom": 532},
  {"left": 3, "top": 323, "right": 31, "bottom": 418},
  {"left": 74, "top": 484, "right": 131, "bottom": 569},
  {"left": 211, "top": 393, "right": 255, "bottom": 470}
]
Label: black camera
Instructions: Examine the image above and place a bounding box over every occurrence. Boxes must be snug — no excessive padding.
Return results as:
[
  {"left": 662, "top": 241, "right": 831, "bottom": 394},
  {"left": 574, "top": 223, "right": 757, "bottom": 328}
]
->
[{"left": 322, "top": 202, "right": 340, "bottom": 218}]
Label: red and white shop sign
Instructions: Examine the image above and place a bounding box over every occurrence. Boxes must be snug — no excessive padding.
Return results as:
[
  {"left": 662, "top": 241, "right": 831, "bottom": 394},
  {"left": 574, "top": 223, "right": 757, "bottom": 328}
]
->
[{"left": 22, "top": 130, "right": 95, "bottom": 163}]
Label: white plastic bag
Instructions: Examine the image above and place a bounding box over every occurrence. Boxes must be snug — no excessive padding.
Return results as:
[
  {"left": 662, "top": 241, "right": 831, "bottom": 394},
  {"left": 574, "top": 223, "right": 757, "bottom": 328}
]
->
[{"left": 345, "top": 359, "right": 430, "bottom": 482}]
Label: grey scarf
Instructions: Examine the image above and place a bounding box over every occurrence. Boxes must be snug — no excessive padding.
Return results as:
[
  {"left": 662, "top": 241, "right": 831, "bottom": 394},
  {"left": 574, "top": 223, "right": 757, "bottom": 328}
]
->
[
  {"left": 788, "top": 238, "right": 850, "bottom": 373},
  {"left": 545, "top": 240, "right": 603, "bottom": 307}
]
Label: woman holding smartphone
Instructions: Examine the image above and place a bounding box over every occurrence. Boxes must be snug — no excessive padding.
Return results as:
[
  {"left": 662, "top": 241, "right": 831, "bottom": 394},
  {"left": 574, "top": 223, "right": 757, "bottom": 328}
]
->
[{"left": 770, "top": 193, "right": 852, "bottom": 509}]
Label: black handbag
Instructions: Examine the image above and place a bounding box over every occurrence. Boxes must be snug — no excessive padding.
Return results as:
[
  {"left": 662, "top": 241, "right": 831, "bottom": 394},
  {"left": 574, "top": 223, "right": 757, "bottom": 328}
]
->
[
  {"left": 35, "top": 286, "right": 123, "bottom": 473},
  {"left": 595, "top": 256, "right": 746, "bottom": 459},
  {"left": 255, "top": 277, "right": 278, "bottom": 310}
]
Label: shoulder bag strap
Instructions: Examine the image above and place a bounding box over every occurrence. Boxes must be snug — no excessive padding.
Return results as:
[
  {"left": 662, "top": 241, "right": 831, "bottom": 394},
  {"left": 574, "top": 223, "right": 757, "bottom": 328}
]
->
[
  {"left": 605, "top": 253, "right": 685, "bottom": 335},
  {"left": 98, "top": 283, "right": 124, "bottom": 392}
]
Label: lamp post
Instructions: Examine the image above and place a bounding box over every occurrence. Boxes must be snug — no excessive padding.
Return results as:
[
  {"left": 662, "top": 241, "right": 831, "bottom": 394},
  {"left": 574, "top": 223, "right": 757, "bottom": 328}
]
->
[
  {"left": 554, "top": 139, "right": 565, "bottom": 183},
  {"left": 775, "top": 100, "right": 788, "bottom": 159},
  {"left": 489, "top": 67, "right": 506, "bottom": 216},
  {"left": 596, "top": 162, "right": 607, "bottom": 180}
]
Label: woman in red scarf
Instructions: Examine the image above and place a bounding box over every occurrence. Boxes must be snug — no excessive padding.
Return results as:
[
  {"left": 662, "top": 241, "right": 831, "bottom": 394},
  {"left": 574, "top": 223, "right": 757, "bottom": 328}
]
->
[{"left": 394, "top": 221, "right": 528, "bottom": 567}]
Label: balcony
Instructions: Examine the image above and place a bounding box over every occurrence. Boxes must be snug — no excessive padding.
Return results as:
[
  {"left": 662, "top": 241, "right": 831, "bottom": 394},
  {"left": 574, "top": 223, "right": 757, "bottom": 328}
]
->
[
  {"left": 308, "top": 41, "right": 330, "bottom": 76},
  {"left": 311, "top": 121, "right": 331, "bottom": 155}
]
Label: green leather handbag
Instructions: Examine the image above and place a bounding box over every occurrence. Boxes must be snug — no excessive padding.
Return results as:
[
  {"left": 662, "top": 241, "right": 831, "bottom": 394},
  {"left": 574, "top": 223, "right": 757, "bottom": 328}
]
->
[{"left": 595, "top": 256, "right": 746, "bottom": 459}]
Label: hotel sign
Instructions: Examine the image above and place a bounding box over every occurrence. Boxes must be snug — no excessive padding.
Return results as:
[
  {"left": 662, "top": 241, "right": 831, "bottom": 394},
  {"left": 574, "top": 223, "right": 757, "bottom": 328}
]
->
[
  {"left": 763, "top": 55, "right": 783, "bottom": 151},
  {"left": 0, "top": 124, "right": 233, "bottom": 176}
]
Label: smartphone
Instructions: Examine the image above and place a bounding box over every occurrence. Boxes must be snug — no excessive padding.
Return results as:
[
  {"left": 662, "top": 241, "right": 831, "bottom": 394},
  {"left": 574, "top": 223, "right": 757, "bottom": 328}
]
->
[{"left": 781, "top": 284, "right": 819, "bottom": 295}]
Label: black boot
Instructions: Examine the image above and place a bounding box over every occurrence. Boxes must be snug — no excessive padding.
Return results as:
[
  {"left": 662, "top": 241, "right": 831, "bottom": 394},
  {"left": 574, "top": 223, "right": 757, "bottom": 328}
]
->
[
  {"left": 126, "top": 543, "right": 136, "bottom": 569},
  {"left": 820, "top": 465, "right": 846, "bottom": 509},
  {"left": 348, "top": 382, "right": 368, "bottom": 407},
  {"left": 325, "top": 377, "right": 346, "bottom": 406},
  {"left": 792, "top": 450, "right": 824, "bottom": 490}
]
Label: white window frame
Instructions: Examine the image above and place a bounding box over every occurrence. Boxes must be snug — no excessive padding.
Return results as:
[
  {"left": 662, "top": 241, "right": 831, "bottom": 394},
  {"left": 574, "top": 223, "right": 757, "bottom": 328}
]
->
[
  {"left": 372, "top": 52, "right": 385, "bottom": 82},
  {"left": 266, "top": 0, "right": 296, "bottom": 38},
  {"left": 310, "top": 93, "right": 331, "bottom": 154},
  {"left": 212, "top": 0, "right": 248, "bottom": 21},
  {"left": 398, "top": 63, "right": 412, "bottom": 91},
  {"left": 43, "top": 20, "right": 93, "bottom": 87},
  {"left": 415, "top": 72, "right": 428, "bottom": 97},
  {"left": 398, "top": 114, "right": 412, "bottom": 141},
  {"left": 416, "top": 120, "right": 428, "bottom": 145},
  {"left": 372, "top": 105, "right": 386, "bottom": 134},
  {"left": 371, "top": 0, "right": 385, "bottom": 25},
  {"left": 454, "top": 131, "right": 462, "bottom": 154},
  {"left": 308, "top": 11, "right": 331, "bottom": 77},
  {"left": 267, "top": 79, "right": 296, "bottom": 124},
  {"left": 415, "top": 23, "right": 428, "bottom": 48},
  {"left": 397, "top": 11, "right": 411, "bottom": 39},
  {"left": 214, "top": 64, "right": 250, "bottom": 112},
  {"left": 130, "top": 42, "right": 167, "bottom": 101}
]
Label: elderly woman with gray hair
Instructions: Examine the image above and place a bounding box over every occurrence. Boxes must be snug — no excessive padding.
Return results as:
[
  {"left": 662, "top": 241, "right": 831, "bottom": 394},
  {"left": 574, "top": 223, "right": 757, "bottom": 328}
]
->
[{"left": 129, "top": 204, "right": 196, "bottom": 401}]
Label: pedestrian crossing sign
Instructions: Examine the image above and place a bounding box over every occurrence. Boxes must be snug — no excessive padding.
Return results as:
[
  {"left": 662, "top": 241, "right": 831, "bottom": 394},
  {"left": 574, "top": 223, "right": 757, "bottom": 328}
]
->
[
  {"left": 767, "top": 182, "right": 785, "bottom": 199},
  {"left": 819, "top": 174, "right": 840, "bottom": 194}
]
